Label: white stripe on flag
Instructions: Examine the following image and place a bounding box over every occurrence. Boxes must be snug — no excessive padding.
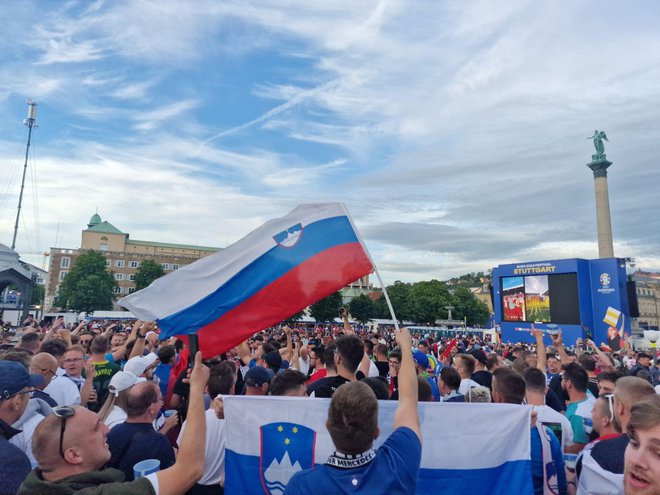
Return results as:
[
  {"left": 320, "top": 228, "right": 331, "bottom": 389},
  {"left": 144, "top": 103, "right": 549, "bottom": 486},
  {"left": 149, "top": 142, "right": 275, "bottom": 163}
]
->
[
  {"left": 119, "top": 203, "right": 351, "bottom": 321},
  {"left": 603, "top": 306, "right": 621, "bottom": 327},
  {"left": 224, "top": 396, "right": 531, "bottom": 470}
]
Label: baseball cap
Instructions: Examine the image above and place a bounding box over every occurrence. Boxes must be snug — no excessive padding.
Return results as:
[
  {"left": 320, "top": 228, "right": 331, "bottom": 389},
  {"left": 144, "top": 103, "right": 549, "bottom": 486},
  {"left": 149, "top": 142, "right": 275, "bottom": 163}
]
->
[
  {"left": 263, "top": 351, "right": 282, "bottom": 371},
  {"left": 244, "top": 366, "right": 273, "bottom": 387},
  {"left": 108, "top": 371, "right": 139, "bottom": 396},
  {"left": 0, "top": 361, "right": 44, "bottom": 399},
  {"left": 124, "top": 353, "right": 159, "bottom": 378},
  {"left": 412, "top": 350, "right": 429, "bottom": 369},
  {"left": 468, "top": 349, "right": 488, "bottom": 365}
]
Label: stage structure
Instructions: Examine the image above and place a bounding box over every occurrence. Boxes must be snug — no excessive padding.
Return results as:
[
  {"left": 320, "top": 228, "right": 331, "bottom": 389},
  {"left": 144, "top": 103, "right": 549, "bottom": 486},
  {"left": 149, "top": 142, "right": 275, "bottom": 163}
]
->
[{"left": 493, "top": 258, "right": 631, "bottom": 349}]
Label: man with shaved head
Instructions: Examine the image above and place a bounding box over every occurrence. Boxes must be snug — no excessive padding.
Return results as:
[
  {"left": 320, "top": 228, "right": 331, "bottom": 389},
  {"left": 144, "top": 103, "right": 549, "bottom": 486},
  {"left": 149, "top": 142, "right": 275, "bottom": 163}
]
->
[
  {"left": 20, "top": 351, "right": 210, "bottom": 494},
  {"left": 29, "top": 353, "right": 59, "bottom": 407},
  {"left": 106, "top": 380, "right": 175, "bottom": 481}
]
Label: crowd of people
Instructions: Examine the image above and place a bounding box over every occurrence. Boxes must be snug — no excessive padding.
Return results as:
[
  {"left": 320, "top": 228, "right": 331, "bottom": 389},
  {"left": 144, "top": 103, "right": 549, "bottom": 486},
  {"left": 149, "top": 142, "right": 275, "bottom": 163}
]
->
[{"left": 1, "top": 312, "right": 659, "bottom": 495}]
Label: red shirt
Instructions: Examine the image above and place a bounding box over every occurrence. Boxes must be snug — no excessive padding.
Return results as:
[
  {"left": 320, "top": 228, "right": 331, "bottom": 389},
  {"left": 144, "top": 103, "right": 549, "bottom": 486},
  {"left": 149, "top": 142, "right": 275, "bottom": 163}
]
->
[{"left": 307, "top": 368, "right": 327, "bottom": 384}]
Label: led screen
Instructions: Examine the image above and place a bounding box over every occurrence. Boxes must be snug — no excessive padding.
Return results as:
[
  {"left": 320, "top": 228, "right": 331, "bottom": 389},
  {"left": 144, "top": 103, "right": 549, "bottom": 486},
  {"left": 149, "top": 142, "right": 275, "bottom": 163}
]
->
[{"left": 501, "top": 273, "right": 580, "bottom": 325}]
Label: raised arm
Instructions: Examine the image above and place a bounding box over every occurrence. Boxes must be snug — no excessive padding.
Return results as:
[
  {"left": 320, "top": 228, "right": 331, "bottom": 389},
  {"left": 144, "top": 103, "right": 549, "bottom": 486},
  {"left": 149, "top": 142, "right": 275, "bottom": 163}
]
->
[
  {"left": 549, "top": 331, "right": 571, "bottom": 364},
  {"left": 340, "top": 307, "right": 354, "bottom": 335},
  {"left": 71, "top": 321, "right": 87, "bottom": 336},
  {"left": 156, "top": 352, "right": 209, "bottom": 495},
  {"left": 586, "top": 339, "right": 614, "bottom": 371},
  {"left": 290, "top": 340, "right": 300, "bottom": 371},
  {"left": 532, "top": 327, "right": 547, "bottom": 373},
  {"left": 280, "top": 326, "right": 293, "bottom": 362},
  {"left": 392, "top": 327, "right": 421, "bottom": 441},
  {"left": 234, "top": 339, "right": 252, "bottom": 365},
  {"left": 128, "top": 321, "right": 155, "bottom": 360}
]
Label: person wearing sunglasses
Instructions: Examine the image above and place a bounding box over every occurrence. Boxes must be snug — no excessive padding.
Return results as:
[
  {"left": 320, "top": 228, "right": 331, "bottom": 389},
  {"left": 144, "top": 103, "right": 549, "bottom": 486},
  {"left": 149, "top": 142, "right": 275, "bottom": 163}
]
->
[
  {"left": 571, "top": 394, "right": 622, "bottom": 494},
  {"left": 19, "top": 351, "right": 210, "bottom": 495},
  {"left": 0, "top": 360, "right": 43, "bottom": 495}
]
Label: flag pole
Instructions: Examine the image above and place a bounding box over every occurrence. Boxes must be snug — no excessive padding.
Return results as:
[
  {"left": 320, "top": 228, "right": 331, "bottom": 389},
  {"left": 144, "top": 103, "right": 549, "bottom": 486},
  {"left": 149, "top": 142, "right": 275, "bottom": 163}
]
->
[
  {"left": 340, "top": 203, "right": 400, "bottom": 331},
  {"left": 373, "top": 267, "right": 400, "bottom": 332}
]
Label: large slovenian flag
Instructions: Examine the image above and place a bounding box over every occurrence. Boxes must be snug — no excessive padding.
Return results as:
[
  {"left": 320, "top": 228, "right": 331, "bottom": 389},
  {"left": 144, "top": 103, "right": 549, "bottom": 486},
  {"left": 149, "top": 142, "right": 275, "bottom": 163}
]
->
[
  {"left": 224, "top": 396, "right": 534, "bottom": 495},
  {"left": 119, "top": 203, "right": 373, "bottom": 356}
]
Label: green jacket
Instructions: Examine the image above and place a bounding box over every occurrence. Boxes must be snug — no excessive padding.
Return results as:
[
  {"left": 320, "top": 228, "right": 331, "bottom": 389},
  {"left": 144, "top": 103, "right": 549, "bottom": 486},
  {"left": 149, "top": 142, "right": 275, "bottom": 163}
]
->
[{"left": 19, "top": 468, "right": 156, "bottom": 495}]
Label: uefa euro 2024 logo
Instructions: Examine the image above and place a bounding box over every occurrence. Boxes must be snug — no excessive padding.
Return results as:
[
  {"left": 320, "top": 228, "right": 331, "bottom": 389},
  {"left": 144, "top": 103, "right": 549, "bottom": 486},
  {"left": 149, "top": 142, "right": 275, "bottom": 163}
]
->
[{"left": 600, "top": 273, "right": 611, "bottom": 287}]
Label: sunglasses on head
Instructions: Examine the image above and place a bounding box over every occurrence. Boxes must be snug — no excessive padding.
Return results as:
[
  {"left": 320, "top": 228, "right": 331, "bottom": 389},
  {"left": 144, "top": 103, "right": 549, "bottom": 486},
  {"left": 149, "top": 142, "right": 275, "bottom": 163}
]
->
[
  {"left": 52, "top": 406, "right": 76, "bottom": 458},
  {"left": 603, "top": 393, "right": 615, "bottom": 423}
]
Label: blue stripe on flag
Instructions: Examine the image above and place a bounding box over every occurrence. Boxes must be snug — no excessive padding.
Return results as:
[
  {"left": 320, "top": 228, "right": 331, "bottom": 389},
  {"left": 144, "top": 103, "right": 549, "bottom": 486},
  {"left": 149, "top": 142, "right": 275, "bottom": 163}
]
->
[
  {"left": 225, "top": 451, "right": 533, "bottom": 495},
  {"left": 158, "top": 215, "right": 359, "bottom": 337},
  {"left": 418, "top": 460, "right": 533, "bottom": 495}
]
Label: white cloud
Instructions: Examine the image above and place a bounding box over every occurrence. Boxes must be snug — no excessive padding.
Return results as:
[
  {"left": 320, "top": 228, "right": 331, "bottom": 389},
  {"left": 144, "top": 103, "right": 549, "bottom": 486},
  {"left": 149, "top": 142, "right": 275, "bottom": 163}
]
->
[{"left": 2, "top": 1, "right": 660, "bottom": 284}]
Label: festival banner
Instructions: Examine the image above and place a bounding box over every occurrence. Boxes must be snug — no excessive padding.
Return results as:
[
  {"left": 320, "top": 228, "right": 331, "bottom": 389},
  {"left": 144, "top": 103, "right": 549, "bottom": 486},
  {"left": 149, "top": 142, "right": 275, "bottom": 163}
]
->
[{"left": 224, "top": 396, "right": 533, "bottom": 495}]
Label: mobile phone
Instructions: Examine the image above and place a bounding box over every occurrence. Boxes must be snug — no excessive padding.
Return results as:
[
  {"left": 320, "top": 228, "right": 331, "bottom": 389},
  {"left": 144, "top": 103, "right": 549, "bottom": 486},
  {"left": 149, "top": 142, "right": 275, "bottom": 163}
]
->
[{"left": 189, "top": 334, "right": 199, "bottom": 369}]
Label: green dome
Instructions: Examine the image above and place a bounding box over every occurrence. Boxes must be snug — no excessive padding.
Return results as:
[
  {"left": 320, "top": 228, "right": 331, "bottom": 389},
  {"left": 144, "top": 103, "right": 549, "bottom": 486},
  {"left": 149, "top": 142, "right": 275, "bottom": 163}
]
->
[{"left": 88, "top": 213, "right": 102, "bottom": 228}]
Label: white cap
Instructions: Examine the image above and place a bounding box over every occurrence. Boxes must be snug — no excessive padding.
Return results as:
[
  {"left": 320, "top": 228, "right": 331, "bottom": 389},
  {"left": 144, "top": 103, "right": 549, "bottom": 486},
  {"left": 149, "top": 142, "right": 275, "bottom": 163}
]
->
[
  {"left": 124, "top": 353, "right": 159, "bottom": 377},
  {"left": 108, "top": 371, "right": 139, "bottom": 396}
]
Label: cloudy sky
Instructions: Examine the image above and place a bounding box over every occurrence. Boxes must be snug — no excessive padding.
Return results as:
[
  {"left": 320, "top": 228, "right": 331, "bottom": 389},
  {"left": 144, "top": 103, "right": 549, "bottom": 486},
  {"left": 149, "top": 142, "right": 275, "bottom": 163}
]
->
[{"left": 1, "top": 1, "right": 659, "bottom": 284}]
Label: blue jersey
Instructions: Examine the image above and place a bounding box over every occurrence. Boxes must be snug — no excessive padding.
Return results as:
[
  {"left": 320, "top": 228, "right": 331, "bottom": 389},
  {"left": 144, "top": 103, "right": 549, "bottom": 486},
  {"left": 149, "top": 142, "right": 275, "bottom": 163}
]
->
[{"left": 285, "top": 427, "right": 421, "bottom": 495}]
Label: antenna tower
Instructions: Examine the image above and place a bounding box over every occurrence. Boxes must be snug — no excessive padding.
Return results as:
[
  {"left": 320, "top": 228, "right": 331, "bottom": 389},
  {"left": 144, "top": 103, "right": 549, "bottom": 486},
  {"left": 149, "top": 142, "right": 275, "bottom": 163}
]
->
[{"left": 11, "top": 99, "right": 39, "bottom": 250}]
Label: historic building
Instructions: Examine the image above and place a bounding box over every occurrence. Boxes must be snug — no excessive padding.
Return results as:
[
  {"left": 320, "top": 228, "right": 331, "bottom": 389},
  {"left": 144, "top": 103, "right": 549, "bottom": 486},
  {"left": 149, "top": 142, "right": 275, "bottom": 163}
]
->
[
  {"left": 631, "top": 270, "right": 660, "bottom": 331},
  {"left": 45, "top": 213, "right": 220, "bottom": 310}
]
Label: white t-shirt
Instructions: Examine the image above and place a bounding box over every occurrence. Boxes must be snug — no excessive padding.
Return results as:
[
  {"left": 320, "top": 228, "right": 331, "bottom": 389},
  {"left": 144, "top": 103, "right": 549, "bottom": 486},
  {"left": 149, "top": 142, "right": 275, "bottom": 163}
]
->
[
  {"left": 177, "top": 409, "right": 226, "bottom": 486},
  {"left": 459, "top": 378, "right": 480, "bottom": 395},
  {"left": 534, "top": 404, "right": 574, "bottom": 451},
  {"left": 298, "top": 355, "right": 310, "bottom": 375},
  {"left": 10, "top": 412, "right": 45, "bottom": 467},
  {"left": 368, "top": 360, "right": 380, "bottom": 378},
  {"left": 44, "top": 374, "right": 81, "bottom": 406},
  {"left": 104, "top": 405, "right": 127, "bottom": 430}
]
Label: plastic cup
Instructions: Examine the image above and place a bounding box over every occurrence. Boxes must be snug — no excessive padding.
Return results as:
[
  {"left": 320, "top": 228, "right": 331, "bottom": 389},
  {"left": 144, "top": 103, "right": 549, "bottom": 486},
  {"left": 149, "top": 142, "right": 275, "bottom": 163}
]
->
[
  {"left": 134, "top": 459, "right": 160, "bottom": 479},
  {"left": 163, "top": 409, "right": 177, "bottom": 418},
  {"left": 564, "top": 453, "right": 578, "bottom": 471}
]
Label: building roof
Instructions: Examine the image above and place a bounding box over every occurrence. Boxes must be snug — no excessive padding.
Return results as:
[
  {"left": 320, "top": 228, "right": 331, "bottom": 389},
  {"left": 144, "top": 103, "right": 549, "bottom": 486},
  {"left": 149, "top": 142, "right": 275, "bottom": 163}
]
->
[
  {"left": 0, "top": 243, "right": 33, "bottom": 281},
  {"left": 86, "top": 220, "right": 124, "bottom": 235},
  {"left": 88, "top": 213, "right": 102, "bottom": 228},
  {"left": 126, "top": 239, "right": 220, "bottom": 252},
  {"left": 0, "top": 243, "right": 16, "bottom": 256}
]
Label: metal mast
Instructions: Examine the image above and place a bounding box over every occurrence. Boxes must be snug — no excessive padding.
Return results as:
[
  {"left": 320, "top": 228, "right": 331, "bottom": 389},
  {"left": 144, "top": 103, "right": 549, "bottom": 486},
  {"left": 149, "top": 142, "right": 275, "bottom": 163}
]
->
[{"left": 11, "top": 99, "right": 39, "bottom": 250}]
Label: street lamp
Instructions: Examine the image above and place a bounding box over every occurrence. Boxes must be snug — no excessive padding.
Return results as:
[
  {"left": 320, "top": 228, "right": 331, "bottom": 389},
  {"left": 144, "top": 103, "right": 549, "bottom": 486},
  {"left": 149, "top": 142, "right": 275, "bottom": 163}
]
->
[{"left": 644, "top": 330, "right": 659, "bottom": 353}]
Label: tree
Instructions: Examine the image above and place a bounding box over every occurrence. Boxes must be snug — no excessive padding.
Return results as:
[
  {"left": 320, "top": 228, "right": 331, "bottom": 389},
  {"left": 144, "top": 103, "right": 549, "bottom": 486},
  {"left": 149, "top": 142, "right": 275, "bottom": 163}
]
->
[
  {"left": 30, "top": 285, "right": 45, "bottom": 306},
  {"left": 282, "top": 310, "right": 305, "bottom": 325},
  {"left": 409, "top": 279, "right": 452, "bottom": 324},
  {"left": 310, "top": 291, "right": 343, "bottom": 323},
  {"left": 134, "top": 259, "right": 165, "bottom": 291},
  {"left": 57, "top": 251, "right": 116, "bottom": 312},
  {"left": 380, "top": 281, "right": 413, "bottom": 321},
  {"left": 348, "top": 294, "right": 377, "bottom": 324},
  {"left": 451, "top": 286, "right": 490, "bottom": 326}
]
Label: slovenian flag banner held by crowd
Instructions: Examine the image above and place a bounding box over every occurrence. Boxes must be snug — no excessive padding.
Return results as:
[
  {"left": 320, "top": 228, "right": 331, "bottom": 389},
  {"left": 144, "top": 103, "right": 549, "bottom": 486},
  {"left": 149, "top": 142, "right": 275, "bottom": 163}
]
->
[
  {"left": 119, "top": 203, "right": 374, "bottom": 356},
  {"left": 224, "top": 396, "right": 534, "bottom": 495}
]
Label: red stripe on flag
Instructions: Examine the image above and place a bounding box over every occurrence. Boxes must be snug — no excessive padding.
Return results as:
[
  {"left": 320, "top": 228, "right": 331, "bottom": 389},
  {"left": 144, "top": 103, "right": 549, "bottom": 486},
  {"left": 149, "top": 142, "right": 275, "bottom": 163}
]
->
[{"left": 183, "top": 243, "right": 373, "bottom": 357}]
